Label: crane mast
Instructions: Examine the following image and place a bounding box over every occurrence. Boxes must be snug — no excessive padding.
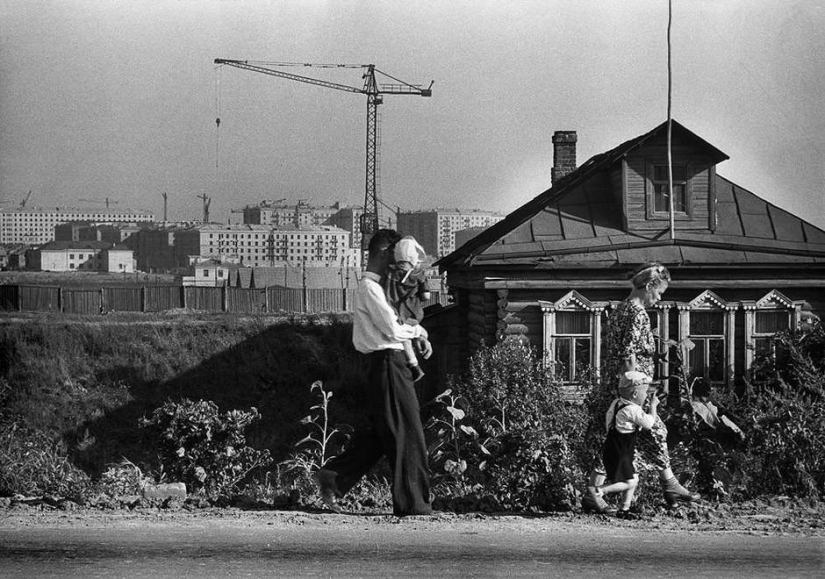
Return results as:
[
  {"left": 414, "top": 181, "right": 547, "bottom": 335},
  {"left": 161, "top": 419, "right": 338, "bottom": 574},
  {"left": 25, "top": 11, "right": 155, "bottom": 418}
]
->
[{"left": 214, "top": 59, "right": 432, "bottom": 262}]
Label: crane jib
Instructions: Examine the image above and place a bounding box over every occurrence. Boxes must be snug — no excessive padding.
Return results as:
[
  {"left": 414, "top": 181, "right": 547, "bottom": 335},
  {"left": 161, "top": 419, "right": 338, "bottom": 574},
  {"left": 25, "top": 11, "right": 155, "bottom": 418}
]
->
[{"left": 214, "top": 57, "right": 433, "bottom": 265}]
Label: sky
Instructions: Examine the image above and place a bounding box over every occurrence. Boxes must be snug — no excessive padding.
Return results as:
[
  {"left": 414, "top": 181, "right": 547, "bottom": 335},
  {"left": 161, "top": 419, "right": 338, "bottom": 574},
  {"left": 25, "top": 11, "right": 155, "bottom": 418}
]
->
[{"left": 1, "top": 0, "right": 824, "bottom": 229}]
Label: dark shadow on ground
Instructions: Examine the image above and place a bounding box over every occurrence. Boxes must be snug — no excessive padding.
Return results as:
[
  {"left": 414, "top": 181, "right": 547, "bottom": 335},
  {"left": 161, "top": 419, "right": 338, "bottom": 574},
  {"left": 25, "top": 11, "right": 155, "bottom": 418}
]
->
[{"left": 65, "top": 318, "right": 377, "bottom": 476}]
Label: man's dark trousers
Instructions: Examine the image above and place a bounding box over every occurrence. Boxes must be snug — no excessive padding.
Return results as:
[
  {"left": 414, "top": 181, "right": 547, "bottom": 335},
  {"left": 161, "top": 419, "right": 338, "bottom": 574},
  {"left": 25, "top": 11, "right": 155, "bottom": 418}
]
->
[{"left": 325, "top": 349, "right": 431, "bottom": 516}]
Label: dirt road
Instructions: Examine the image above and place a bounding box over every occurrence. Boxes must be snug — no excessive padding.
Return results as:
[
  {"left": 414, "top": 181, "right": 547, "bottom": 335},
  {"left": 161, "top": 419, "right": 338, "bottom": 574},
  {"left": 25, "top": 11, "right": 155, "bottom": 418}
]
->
[{"left": 1, "top": 509, "right": 822, "bottom": 578}]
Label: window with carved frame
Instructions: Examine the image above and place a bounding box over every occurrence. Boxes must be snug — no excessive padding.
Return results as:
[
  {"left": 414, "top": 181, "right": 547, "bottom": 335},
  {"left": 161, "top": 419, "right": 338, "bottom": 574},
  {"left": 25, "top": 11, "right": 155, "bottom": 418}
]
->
[
  {"left": 553, "top": 310, "right": 592, "bottom": 382},
  {"left": 688, "top": 310, "right": 726, "bottom": 383}
]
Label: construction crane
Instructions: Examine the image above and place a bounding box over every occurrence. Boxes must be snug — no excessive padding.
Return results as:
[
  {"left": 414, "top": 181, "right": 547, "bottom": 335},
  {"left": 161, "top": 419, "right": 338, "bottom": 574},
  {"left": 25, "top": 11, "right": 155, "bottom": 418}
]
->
[
  {"left": 213, "top": 59, "right": 433, "bottom": 259},
  {"left": 79, "top": 197, "right": 118, "bottom": 209},
  {"left": 197, "top": 193, "right": 211, "bottom": 223},
  {"left": 20, "top": 190, "right": 32, "bottom": 209}
]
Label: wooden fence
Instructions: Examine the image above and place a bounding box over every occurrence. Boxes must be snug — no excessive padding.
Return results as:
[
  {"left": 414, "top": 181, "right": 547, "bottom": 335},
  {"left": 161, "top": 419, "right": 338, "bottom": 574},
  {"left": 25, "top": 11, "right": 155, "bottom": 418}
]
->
[{"left": 0, "top": 284, "right": 449, "bottom": 315}]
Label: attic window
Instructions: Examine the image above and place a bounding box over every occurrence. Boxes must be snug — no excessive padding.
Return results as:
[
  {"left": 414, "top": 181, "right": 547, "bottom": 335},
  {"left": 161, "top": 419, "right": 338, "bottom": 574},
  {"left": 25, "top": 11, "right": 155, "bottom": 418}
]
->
[
  {"left": 653, "top": 165, "right": 687, "bottom": 213},
  {"left": 647, "top": 163, "right": 692, "bottom": 219}
]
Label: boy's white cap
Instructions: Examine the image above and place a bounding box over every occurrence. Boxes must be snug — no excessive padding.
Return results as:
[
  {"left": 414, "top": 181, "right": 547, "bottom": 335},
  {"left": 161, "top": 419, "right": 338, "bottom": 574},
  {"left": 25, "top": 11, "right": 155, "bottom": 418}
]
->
[
  {"left": 394, "top": 236, "right": 426, "bottom": 266},
  {"left": 618, "top": 370, "right": 652, "bottom": 394}
]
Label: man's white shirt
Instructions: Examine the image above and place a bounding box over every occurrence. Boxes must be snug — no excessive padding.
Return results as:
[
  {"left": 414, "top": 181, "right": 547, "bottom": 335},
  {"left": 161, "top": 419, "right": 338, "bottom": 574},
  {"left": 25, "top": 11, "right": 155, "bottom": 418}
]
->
[{"left": 352, "top": 271, "right": 428, "bottom": 354}]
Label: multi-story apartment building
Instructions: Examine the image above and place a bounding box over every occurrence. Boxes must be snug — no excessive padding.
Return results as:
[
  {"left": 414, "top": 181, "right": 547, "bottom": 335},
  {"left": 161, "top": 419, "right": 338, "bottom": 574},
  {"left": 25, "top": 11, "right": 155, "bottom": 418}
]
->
[
  {"left": 324, "top": 205, "right": 365, "bottom": 253},
  {"left": 241, "top": 200, "right": 342, "bottom": 228},
  {"left": 173, "top": 223, "right": 358, "bottom": 268},
  {"left": 0, "top": 207, "right": 154, "bottom": 245},
  {"left": 129, "top": 226, "right": 181, "bottom": 273},
  {"left": 397, "top": 209, "right": 505, "bottom": 258},
  {"left": 239, "top": 200, "right": 370, "bottom": 253},
  {"left": 54, "top": 222, "right": 144, "bottom": 245}
]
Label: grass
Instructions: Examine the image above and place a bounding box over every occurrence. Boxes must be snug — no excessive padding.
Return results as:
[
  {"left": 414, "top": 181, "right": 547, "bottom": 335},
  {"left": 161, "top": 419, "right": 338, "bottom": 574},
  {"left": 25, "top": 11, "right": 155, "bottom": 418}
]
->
[{"left": 0, "top": 311, "right": 370, "bottom": 493}]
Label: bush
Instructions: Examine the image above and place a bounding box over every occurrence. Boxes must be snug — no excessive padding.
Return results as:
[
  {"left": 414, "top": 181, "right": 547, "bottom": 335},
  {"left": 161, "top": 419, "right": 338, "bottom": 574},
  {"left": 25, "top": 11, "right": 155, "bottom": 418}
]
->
[
  {"left": 426, "top": 340, "right": 588, "bottom": 511},
  {"left": 139, "top": 399, "right": 273, "bottom": 498},
  {"left": 671, "top": 326, "right": 825, "bottom": 501},
  {"left": 736, "top": 326, "right": 825, "bottom": 499}
]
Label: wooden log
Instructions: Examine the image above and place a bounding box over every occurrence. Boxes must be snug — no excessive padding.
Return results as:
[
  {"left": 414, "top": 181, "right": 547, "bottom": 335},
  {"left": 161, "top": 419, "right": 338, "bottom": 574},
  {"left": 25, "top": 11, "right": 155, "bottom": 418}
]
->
[
  {"left": 499, "top": 312, "right": 523, "bottom": 324},
  {"left": 501, "top": 323, "right": 530, "bottom": 335},
  {"left": 505, "top": 301, "right": 539, "bottom": 313}
]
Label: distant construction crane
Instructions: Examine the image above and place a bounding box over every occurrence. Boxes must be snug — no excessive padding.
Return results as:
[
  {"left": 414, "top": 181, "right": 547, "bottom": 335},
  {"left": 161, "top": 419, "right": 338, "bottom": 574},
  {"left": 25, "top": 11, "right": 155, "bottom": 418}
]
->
[
  {"left": 197, "top": 193, "right": 211, "bottom": 223},
  {"left": 213, "top": 59, "right": 433, "bottom": 259},
  {"left": 20, "top": 190, "right": 32, "bottom": 209}
]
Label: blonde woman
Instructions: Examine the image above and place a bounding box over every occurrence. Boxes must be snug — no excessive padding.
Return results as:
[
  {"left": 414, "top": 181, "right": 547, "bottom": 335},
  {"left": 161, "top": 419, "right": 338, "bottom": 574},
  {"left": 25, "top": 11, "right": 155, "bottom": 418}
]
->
[{"left": 582, "top": 262, "right": 699, "bottom": 514}]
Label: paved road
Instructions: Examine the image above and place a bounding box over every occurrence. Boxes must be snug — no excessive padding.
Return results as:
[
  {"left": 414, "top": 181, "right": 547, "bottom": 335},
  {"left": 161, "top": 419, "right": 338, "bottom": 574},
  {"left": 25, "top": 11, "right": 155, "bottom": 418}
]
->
[{"left": 1, "top": 514, "right": 822, "bottom": 578}]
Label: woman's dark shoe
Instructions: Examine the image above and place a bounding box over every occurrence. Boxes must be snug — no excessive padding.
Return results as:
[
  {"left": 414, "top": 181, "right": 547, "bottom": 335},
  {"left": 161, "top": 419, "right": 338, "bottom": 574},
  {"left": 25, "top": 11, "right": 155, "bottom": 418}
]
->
[
  {"left": 662, "top": 477, "right": 700, "bottom": 505},
  {"left": 616, "top": 508, "right": 640, "bottom": 520},
  {"left": 581, "top": 492, "right": 617, "bottom": 515}
]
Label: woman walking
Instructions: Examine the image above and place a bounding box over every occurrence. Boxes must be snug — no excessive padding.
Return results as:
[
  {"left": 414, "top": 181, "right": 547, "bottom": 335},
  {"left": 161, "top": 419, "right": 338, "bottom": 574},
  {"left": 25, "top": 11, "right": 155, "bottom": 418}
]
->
[{"left": 582, "top": 262, "right": 699, "bottom": 514}]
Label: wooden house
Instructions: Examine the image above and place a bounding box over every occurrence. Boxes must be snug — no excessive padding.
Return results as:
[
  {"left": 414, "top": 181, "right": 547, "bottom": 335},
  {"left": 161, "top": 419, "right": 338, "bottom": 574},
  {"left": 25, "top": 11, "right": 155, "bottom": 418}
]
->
[{"left": 427, "top": 120, "right": 825, "bottom": 389}]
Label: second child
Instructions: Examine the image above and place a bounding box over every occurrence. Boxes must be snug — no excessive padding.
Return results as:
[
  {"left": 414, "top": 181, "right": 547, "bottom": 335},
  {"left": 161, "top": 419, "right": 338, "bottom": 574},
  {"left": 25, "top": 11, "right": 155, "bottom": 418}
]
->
[{"left": 594, "top": 370, "right": 660, "bottom": 519}]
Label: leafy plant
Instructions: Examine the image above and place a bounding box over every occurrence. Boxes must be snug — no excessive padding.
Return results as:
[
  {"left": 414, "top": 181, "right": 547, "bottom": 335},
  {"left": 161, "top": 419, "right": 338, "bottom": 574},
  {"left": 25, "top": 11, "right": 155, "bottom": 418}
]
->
[
  {"left": 139, "top": 399, "right": 272, "bottom": 498},
  {"left": 427, "top": 340, "right": 588, "bottom": 511}
]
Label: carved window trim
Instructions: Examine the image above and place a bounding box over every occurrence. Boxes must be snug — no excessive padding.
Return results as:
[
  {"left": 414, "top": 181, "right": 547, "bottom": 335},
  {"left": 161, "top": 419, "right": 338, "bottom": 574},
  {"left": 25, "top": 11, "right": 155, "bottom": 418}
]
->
[
  {"left": 676, "top": 290, "right": 738, "bottom": 386},
  {"left": 539, "top": 291, "right": 607, "bottom": 383}
]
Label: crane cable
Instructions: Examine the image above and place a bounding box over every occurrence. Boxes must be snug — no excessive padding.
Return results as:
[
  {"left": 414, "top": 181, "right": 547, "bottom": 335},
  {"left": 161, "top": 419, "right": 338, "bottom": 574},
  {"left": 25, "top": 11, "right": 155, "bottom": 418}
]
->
[{"left": 215, "top": 66, "right": 222, "bottom": 169}]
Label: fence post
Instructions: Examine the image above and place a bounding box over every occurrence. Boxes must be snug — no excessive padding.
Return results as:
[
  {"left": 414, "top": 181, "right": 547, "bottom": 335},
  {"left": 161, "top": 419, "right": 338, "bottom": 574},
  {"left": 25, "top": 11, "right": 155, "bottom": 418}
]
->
[
  {"left": 57, "top": 286, "right": 63, "bottom": 313},
  {"left": 265, "top": 285, "right": 270, "bottom": 313},
  {"left": 223, "top": 285, "right": 228, "bottom": 312},
  {"left": 100, "top": 287, "right": 105, "bottom": 314},
  {"left": 141, "top": 286, "right": 146, "bottom": 312}
]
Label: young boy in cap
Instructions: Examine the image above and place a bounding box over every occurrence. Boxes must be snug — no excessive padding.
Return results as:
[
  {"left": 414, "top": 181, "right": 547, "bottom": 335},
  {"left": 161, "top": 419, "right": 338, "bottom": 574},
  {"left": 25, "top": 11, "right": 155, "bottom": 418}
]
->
[{"left": 595, "top": 370, "right": 660, "bottom": 518}]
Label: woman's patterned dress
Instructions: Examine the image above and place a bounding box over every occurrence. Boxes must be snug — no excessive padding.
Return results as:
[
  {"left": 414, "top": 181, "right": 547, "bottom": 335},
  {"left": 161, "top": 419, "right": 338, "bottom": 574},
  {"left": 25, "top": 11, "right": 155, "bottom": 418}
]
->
[{"left": 588, "top": 299, "right": 670, "bottom": 475}]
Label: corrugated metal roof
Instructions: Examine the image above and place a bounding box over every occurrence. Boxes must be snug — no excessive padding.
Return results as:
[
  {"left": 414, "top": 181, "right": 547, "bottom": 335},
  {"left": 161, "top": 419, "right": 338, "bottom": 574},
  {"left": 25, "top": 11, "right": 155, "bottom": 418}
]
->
[{"left": 438, "top": 120, "right": 825, "bottom": 271}]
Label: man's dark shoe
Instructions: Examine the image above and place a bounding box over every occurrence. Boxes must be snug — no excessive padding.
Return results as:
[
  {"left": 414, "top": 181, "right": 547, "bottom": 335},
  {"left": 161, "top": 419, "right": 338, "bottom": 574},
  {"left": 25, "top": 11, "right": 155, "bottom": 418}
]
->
[{"left": 313, "top": 469, "right": 342, "bottom": 513}]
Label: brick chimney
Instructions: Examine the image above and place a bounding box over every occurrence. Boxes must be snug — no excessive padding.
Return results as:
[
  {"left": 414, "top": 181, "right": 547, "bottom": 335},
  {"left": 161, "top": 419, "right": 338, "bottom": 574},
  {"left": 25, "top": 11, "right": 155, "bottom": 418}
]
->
[{"left": 552, "top": 130, "right": 577, "bottom": 186}]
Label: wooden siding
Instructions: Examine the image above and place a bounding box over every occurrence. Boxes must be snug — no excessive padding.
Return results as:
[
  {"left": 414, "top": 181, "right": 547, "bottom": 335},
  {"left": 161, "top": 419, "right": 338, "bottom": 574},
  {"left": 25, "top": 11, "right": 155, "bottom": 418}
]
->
[
  {"left": 19, "top": 285, "right": 60, "bottom": 311},
  {"left": 0, "top": 285, "right": 18, "bottom": 310},
  {"left": 227, "top": 287, "right": 267, "bottom": 313},
  {"left": 145, "top": 286, "right": 183, "bottom": 312},
  {"left": 104, "top": 287, "right": 143, "bottom": 312},
  {"left": 62, "top": 289, "right": 100, "bottom": 315},
  {"left": 184, "top": 287, "right": 225, "bottom": 312}
]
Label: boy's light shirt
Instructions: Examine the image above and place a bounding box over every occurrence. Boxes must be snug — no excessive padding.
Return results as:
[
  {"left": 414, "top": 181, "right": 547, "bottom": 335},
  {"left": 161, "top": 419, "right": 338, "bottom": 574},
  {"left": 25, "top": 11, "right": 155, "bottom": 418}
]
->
[
  {"left": 352, "top": 271, "right": 427, "bottom": 354},
  {"left": 605, "top": 397, "right": 656, "bottom": 434}
]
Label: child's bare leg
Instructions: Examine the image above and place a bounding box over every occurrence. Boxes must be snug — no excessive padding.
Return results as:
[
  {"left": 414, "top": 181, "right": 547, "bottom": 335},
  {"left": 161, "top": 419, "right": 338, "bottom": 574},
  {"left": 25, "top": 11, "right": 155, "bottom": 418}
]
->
[
  {"left": 402, "top": 340, "right": 424, "bottom": 381},
  {"left": 619, "top": 476, "right": 639, "bottom": 510},
  {"left": 598, "top": 480, "right": 632, "bottom": 497},
  {"left": 402, "top": 340, "right": 417, "bottom": 366}
]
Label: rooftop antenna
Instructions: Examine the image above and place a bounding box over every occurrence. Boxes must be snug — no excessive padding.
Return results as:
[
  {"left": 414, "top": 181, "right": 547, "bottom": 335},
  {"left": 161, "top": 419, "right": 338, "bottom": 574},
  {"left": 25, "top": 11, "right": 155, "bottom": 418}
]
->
[{"left": 667, "top": 0, "right": 676, "bottom": 241}]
